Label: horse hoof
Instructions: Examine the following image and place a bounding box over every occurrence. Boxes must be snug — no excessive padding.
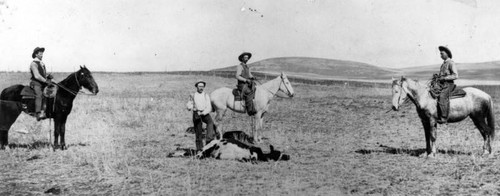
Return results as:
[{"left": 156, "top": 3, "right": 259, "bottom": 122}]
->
[
  {"left": 60, "top": 145, "right": 67, "bottom": 150},
  {"left": 482, "top": 150, "right": 493, "bottom": 158},
  {"left": 419, "top": 153, "right": 435, "bottom": 158}
]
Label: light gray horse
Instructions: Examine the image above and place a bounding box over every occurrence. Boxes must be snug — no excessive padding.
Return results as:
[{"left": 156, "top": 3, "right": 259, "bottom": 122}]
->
[
  {"left": 210, "top": 72, "right": 294, "bottom": 143},
  {"left": 392, "top": 77, "right": 495, "bottom": 157}
]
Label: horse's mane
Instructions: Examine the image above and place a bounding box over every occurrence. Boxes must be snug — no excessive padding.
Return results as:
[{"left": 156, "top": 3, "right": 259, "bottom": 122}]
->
[{"left": 58, "top": 69, "right": 81, "bottom": 85}]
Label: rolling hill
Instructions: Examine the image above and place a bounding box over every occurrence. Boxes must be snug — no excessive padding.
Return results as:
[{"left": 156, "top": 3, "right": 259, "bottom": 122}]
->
[
  {"left": 213, "top": 57, "right": 500, "bottom": 84},
  {"left": 398, "top": 61, "right": 500, "bottom": 81},
  {"left": 214, "top": 57, "right": 397, "bottom": 80}
]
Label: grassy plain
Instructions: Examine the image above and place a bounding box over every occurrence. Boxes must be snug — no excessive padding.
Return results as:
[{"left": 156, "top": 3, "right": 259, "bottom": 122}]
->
[{"left": 0, "top": 72, "right": 500, "bottom": 195}]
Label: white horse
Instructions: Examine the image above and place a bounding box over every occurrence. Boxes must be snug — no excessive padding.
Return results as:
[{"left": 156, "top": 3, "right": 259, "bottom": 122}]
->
[
  {"left": 210, "top": 72, "right": 294, "bottom": 143},
  {"left": 392, "top": 77, "right": 495, "bottom": 157}
]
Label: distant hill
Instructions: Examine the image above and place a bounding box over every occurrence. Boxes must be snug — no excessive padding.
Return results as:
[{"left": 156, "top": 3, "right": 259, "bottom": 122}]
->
[
  {"left": 398, "top": 61, "right": 500, "bottom": 81},
  {"left": 213, "top": 57, "right": 397, "bottom": 80},
  {"left": 213, "top": 57, "right": 500, "bottom": 84}
]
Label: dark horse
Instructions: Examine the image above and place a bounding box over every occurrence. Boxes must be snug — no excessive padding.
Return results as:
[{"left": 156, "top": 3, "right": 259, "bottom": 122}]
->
[{"left": 0, "top": 65, "right": 99, "bottom": 150}]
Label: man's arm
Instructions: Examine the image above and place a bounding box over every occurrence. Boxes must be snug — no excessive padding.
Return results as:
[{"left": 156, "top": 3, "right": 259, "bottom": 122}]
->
[
  {"left": 443, "top": 61, "right": 458, "bottom": 81},
  {"left": 186, "top": 94, "right": 194, "bottom": 111},
  {"left": 30, "top": 62, "right": 47, "bottom": 83},
  {"left": 235, "top": 65, "right": 248, "bottom": 82}
]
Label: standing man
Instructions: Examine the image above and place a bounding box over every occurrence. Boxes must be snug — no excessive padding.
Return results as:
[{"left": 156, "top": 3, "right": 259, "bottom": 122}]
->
[
  {"left": 235, "top": 52, "right": 257, "bottom": 116},
  {"left": 30, "top": 47, "right": 50, "bottom": 121},
  {"left": 437, "top": 46, "right": 458, "bottom": 123},
  {"left": 187, "top": 80, "right": 216, "bottom": 150}
]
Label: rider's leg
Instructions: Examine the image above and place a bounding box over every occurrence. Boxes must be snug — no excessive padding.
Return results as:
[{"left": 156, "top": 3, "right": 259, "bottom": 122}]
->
[
  {"left": 438, "top": 83, "right": 452, "bottom": 122},
  {"left": 32, "top": 83, "right": 46, "bottom": 120}
]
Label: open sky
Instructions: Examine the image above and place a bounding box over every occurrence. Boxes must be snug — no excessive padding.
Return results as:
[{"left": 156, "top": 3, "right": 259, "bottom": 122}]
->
[{"left": 0, "top": 0, "right": 499, "bottom": 72}]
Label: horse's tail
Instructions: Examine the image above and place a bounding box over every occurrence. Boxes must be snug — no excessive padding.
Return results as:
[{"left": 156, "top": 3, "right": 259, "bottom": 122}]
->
[{"left": 487, "top": 97, "right": 496, "bottom": 140}]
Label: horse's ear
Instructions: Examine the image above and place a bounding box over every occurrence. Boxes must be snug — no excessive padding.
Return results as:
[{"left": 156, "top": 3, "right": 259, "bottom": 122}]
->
[
  {"left": 80, "top": 65, "right": 83, "bottom": 69},
  {"left": 83, "top": 65, "right": 87, "bottom": 68}
]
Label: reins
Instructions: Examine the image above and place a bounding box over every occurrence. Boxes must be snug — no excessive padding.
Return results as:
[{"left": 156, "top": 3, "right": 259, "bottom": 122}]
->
[
  {"left": 52, "top": 72, "right": 96, "bottom": 96},
  {"left": 254, "top": 76, "right": 292, "bottom": 98}
]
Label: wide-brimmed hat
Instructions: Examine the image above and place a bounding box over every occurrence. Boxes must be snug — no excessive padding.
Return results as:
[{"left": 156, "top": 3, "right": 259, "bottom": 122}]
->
[
  {"left": 438, "top": 46, "right": 452, "bottom": 59},
  {"left": 194, "top": 80, "right": 206, "bottom": 87},
  {"left": 32, "top": 47, "right": 45, "bottom": 58},
  {"left": 238, "top": 52, "right": 252, "bottom": 62}
]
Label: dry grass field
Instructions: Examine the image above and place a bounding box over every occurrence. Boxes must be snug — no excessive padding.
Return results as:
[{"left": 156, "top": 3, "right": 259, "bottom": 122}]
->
[{"left": 1, "top": 72, "right": 500, "bottom": 195}]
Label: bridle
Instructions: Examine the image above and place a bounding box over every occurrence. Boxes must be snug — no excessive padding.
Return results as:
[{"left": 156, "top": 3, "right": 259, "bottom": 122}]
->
[
  {"left": 53, "top": 72, "right": 96, "bottom": 96},
  {"left": 255, "top": 75, "right": 293, "bottom": 97},
  {"left": 386, "top": 80, "right": 411, "bottom": 113}
]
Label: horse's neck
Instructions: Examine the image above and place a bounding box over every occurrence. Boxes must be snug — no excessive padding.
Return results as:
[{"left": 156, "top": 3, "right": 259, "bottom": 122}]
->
[
  {"left": 58, "top": 73, "right": 80, "bottom": 98},
  {"left": 259, "top": 77, "right": 281, "bottom": 99},
  {"left": 407, "top": 81, "right": 434, "bottom": 109}
]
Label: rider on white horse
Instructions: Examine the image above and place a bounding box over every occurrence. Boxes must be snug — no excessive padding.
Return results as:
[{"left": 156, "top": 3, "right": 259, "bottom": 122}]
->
[{"left": 235, "top": 52, "right": 257, "bottom": 116}]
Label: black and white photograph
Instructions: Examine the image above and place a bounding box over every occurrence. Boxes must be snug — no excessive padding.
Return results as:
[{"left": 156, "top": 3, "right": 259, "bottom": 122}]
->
[{"left": 1, "top": 0, "right": 500, "bottom": 195}]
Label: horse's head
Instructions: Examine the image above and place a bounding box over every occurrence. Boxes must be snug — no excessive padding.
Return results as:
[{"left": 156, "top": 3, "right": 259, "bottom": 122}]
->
[
  {"left": 279, "top": 72, "right": 294, "bottom": 97},
  {"left": 391, "top": 76, "right": 409, "bottom": 111},
  {"left": 76, "top": 65, "right": 99, "bottom": 95}
]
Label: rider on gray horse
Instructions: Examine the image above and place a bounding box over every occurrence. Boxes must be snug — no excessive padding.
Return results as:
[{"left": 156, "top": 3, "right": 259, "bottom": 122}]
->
[
  {"left": 436, "top": 46, "right": 458, "bottom": 123},
  {"left": 235, "top": 52, "right": 257, "bottom": 116},
  {"left": 30, "top": 47, "right": 53, "bottom": 121}
]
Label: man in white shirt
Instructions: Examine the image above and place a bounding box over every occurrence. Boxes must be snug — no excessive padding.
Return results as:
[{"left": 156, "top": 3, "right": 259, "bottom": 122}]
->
[{"left": 188, "top": 80, "right": 216, "bottom": 150}]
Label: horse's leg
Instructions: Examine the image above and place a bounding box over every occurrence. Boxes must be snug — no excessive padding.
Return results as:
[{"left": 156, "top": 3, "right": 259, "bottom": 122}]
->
[
  {"left": 471, "top": 115, "right": 491, "bottom": 155},
  {"left": 214, "top": 109, "right": 227, "bottom": 138},
  {"left": 420, "top": 118, "right": 432, "bottom": 157},
  {"left": 429, "top": 119, "right": 438, "bottom": 157},
  {"left": 59, "top": 115, "right": 69, "bottom": 150},
  {"left": 0, "top": 130, "right": 8, "bottom": 150},
  {"left": 53, "top": 114, "right": 63, "bottom": 150}
]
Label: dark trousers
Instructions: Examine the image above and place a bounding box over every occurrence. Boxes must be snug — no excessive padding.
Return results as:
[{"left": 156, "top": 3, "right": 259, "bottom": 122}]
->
[
  {"left": 193, "top": 112, "right": 216, "bottom": 150},
  {"left": 30, "top": 81, "right": 44, "bottom": 113},
  {"left": 237, "top": 81, "right": 256, "bottom": 115},
  {"left": 438, "top": 82, "right": 455, "bottom": 119}
]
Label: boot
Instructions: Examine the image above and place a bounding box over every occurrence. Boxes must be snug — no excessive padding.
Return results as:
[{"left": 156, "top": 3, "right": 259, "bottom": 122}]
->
[{"left": 36, "top": 111, "right": 47, "bottom": 121}]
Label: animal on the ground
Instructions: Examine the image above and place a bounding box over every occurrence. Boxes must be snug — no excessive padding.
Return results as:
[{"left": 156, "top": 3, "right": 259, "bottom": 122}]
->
[
  {"left": 222, "top": 130, "right": 254, "bottom": 145},
  {"left": 196, "top": 138, "right": 290, "bottom": 162},
  {"left": 210, "top": 72, "right": 294, "bottom": 143},
  {"left": 392, "top": 76, "right": 495, "bottom": 157},
  {"left": 0, "top": 100, "right": 26, "bottom": 149},
  {"left": 0, "top": 66, "right": 99, "bottom": 150}
]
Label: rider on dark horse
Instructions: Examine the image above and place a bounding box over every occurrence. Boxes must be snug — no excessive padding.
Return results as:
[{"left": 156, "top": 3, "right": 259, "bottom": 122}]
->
[
  {"left": 436, "top": 46, "right": 458, "bottom": 123},
  {"left": 30, "top": 47, "right": 54, "bottom": 121},
  {"left": 235, "top": 52, "right": 257, "bottom": 116}
]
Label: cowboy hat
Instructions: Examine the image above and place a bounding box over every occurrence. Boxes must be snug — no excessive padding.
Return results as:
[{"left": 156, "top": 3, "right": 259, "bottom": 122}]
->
[
  {"left": 194, "top": 80, "right": 206, "bottom": 87},
  {"left": 238, "top": 52, "right": 252, "bottom": 62},
  {"left": 32, "top": 47, "right": 45, "bottom": 58},
  {"left": 438, "top": 46, "right": 452, "bottom": 59}
]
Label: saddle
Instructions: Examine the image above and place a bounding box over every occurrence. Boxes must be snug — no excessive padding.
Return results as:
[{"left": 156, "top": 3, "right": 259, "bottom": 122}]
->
[
  {"left": 19, "top": 84, "right": 58, "bottom": 117},
  {"left": 429, "top": 85, "right": 466, "bottom": 99},
  {"left": 428, "top": 74, "right": 466, "bottom": 99},
  {"left": 20, "top": 84, "right": 58, "bottom": 99},
  {"left": 232, "top": 89, "right": 244, "bottom": 101},
  {"left": 450, "top": 88, "right": 466, "bottom": 99}
]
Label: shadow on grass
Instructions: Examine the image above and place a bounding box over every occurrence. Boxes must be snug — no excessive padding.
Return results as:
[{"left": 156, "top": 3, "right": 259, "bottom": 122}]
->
[
  {"left": 355, "top": 144, "right": 471, "bottom": 157},
  {"left": 8, "top": 141, "right": 88, "bottom": 150}
]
